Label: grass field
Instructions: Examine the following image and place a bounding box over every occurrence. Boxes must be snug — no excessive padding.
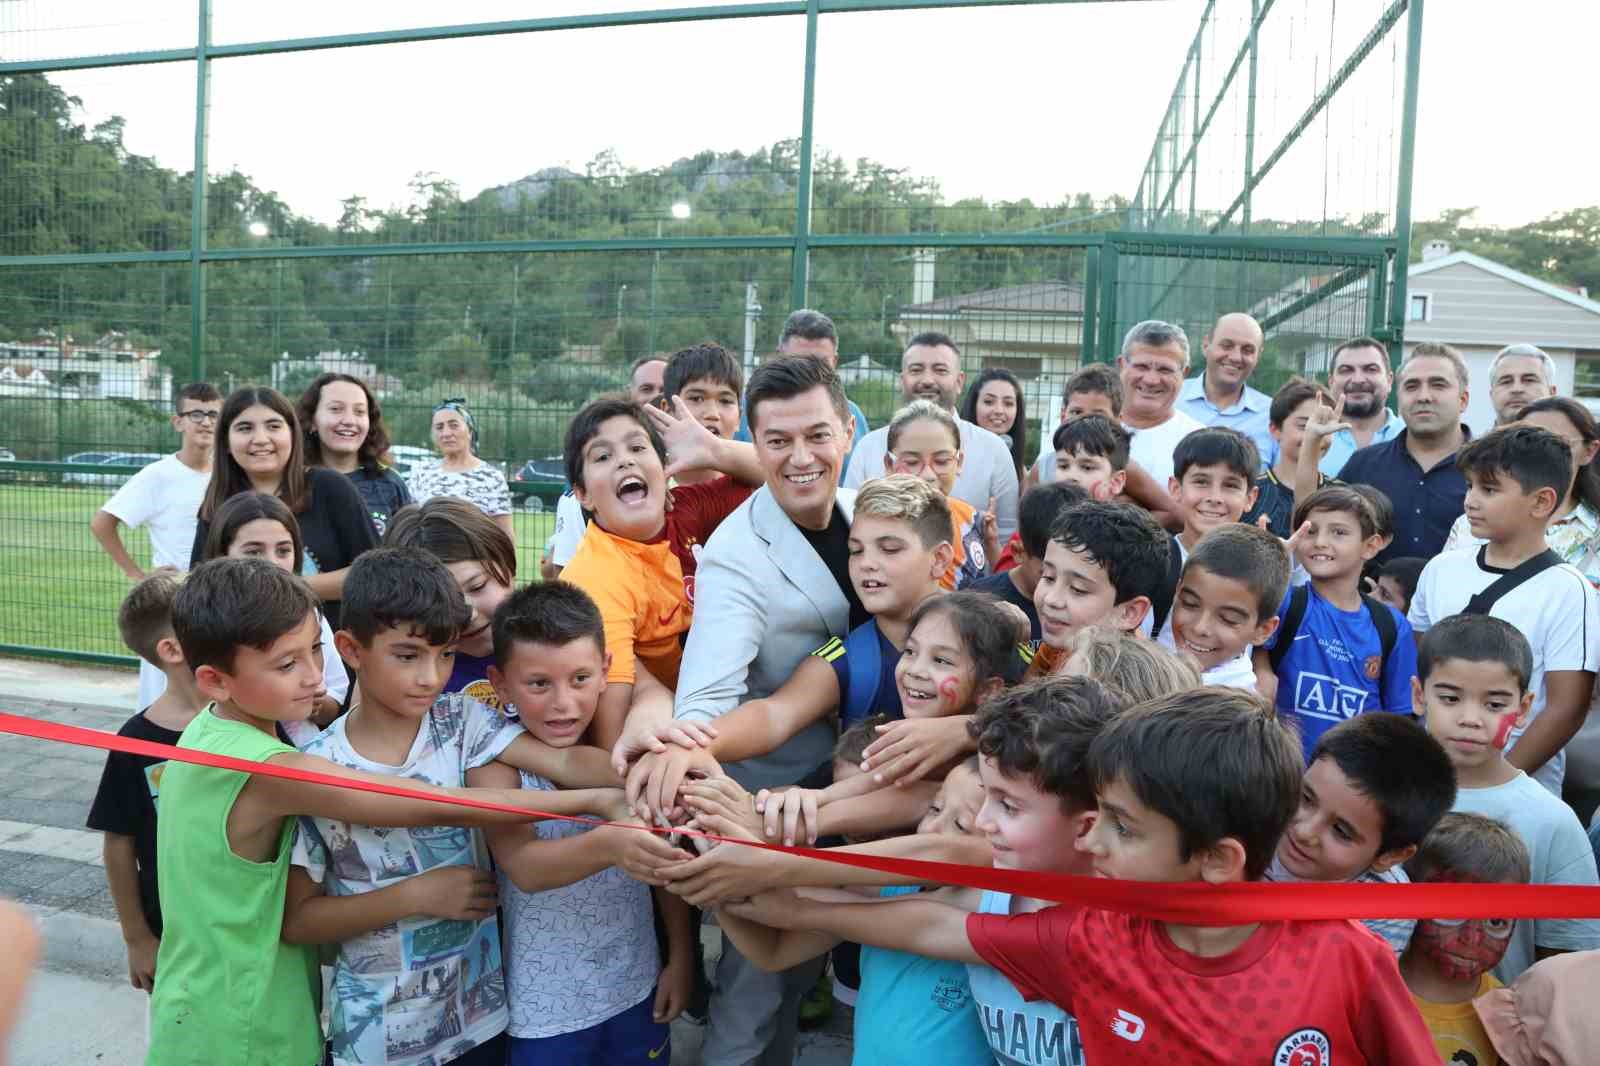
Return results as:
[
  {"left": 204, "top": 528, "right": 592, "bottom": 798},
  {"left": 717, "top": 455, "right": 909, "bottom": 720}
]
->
[{"left": 0, "top": 483, "right": 556, "bottom": 664}]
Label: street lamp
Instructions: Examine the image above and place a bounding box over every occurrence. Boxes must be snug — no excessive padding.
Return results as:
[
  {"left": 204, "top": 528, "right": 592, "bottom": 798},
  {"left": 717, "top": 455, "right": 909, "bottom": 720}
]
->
[
  {"left": 647, "top": 201, "right": 692, "bottom": 356},
  {"left": 247, "top": 220, "right": 270, "bottom": 238}
]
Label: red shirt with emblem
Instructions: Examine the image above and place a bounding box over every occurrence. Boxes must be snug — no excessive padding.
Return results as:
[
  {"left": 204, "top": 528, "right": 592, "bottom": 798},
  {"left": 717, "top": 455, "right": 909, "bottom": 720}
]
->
[{"left": 967, "top": 906, "right": 1437, "bottom": 1065}]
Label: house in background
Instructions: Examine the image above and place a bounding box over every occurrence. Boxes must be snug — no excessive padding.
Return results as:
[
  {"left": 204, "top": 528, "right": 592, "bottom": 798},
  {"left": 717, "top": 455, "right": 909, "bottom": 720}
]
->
[{"left": 1268, "top": 241, "right": 1600, "bottom": 436}]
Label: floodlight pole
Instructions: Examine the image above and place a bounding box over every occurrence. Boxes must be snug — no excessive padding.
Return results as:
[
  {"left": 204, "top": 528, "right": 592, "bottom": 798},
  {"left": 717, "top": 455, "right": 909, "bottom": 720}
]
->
[{"left": 1387, "top": 0, "right": 1425, "bottom": 363}]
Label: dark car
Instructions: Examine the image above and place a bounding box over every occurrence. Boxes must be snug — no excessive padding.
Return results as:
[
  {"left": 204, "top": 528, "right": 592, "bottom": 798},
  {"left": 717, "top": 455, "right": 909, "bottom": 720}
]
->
[{"left": 512, "top": 456, "right": 567, "bottom": 513}]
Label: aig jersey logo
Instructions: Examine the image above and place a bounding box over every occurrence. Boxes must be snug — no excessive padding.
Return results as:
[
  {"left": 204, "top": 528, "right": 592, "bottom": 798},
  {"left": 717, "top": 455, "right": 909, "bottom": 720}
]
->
[
  {"left": 1274, "top": 1028, "right": 1331, "bottom": 1066},
  {"left": 1110, "top": 1009, "right": 1145, "bottom": 1042}
]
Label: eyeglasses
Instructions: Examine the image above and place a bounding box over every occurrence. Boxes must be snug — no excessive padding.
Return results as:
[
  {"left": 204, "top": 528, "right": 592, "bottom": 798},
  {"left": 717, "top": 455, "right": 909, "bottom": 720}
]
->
[{"left": 179, "top": 410, "right": 220, "bottom": 424}]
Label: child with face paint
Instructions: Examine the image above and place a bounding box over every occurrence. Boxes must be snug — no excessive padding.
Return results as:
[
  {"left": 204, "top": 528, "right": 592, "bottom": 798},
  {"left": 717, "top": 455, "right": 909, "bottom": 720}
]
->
[
  {"left": 1399, "top": 812, "right": 1531, "bottom": 1065},
  {"left": 1415, "top": 615, "right": 1600, "bottom": 981}
]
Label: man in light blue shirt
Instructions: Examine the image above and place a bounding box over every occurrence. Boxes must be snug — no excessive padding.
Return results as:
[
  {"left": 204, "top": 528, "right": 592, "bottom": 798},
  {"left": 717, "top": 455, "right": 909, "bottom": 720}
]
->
[
  {"left": 1320, "top": 336, "right": 1404, "bottom": 477},
  {"left": 735, "top": 308, "right": 868, "bottom": 472},
  {"left": 1177, "top": 312, "right": 1274, "bottom": 466}
]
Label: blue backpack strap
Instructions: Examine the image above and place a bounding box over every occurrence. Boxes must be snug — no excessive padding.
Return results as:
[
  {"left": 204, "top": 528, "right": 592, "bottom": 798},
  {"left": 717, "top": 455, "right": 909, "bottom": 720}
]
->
[{"left": 843, "top": 620, "right": 885, "bottom": 725}]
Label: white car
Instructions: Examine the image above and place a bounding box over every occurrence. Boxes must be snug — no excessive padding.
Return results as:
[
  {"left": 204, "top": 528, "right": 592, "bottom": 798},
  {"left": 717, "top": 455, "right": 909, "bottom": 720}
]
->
[{"left": 386, "top": 445, "right": 436, "bottom": 476}]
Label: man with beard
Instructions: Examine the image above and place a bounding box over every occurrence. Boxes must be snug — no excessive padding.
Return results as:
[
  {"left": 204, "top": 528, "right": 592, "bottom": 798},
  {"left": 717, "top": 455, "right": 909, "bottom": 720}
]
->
[
  {"left": 843, "top": 332, "right": 1021, "bottom": 539},
  {"left": 1337, "top": 343, "right": 1472, "bottom": 562},
  {"left": 1177, "top": 311, "right": 1275, "bottom": 464},
  {"left": 1319, "top": 337, "right": 1405, "bottom": 476},
  {"left": 1489, "top": 343, "right": 1558, "bottom": 426}
]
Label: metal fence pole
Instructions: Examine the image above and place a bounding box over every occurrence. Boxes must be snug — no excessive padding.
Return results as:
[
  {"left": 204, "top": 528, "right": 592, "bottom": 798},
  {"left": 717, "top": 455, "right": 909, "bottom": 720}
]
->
[
  {"left": 1387, "top": 0, "right": 1424, "bottom": 362},
  {"left": 789, "top": 0, "right": 819, "bottom": 310},
  {"left": 188, "top": 0, "right": 211, "bottom": 382}
]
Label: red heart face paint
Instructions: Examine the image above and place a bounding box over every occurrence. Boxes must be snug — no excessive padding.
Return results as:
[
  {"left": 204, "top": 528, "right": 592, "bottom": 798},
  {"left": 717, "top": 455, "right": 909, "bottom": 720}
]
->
[
  {"left": 938, "top": 677, "right": 960, "bottom": 706},
  {"left": 1411, "top": 915, "right": 1515, "bottom": 981},
  {"left": 1493, "top": 712, "right": 1517, "bottom": 750}
]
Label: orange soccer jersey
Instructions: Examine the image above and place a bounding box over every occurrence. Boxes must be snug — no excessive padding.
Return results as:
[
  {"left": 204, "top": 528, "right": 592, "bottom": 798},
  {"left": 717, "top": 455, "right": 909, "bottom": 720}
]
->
[{"left": 560, "top": 476, "right": 752, "bottom": 690}]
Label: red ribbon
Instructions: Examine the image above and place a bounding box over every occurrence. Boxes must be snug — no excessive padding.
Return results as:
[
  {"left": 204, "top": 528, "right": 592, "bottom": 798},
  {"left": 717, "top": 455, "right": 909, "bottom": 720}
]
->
[{"left": 5, "top": 710, "right": 1600, "bottom": 924}]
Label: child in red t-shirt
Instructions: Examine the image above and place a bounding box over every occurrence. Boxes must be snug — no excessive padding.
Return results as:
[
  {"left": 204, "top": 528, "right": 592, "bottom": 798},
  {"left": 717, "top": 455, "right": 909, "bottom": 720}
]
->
[{"left": 727, "top": 687, "right": 1439, "bottom": 1064}]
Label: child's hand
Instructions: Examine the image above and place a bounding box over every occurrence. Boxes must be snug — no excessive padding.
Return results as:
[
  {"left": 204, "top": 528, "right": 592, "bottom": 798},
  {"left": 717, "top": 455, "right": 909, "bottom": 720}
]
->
[
  {"left": 407, "top": 866, "right": 498, "bottom": 923},
  {"left": 609, "top": 716, "right": 718, "bottom": 778},
  {"left": 679, "top": 778, "right": 764, "bottom": 844},
  {"left": 659, "top": 819, "right": 776, "bottom": 907},
  {"left": 1304, "top": 393, "right": 1352, "bottom": 441},
  {"left": 861, "top": 716, "right": 972, "bottom": 787},
  {"left": 756, "top": 785, "right": 823, "bottom": 847},
  {"left": 980, "top": 495, "right": 1000, "bottom": 562},
  {"left": 653, "top": 951, "right": 693, "bottom": 1024},
  {"left": 644, "top": 395, "right": 723, "bottom": 480},
  {"left": 625, "top": 745, "right": 722, "bottom": 821},
  {"left": 721, "top": 888, "right": 804, "bottom": 929},
  {"left": 309, "top": 695, "right": 342, "bottom": 730},
  {"left": 125, "top": 931, "right": 159, "bottom": 992},
  {"left": 601, "top": 821, "right": 696, "bottom": 887}
]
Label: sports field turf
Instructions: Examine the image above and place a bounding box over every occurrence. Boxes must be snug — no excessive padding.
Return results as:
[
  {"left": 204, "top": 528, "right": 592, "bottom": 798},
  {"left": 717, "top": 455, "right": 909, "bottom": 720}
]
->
[{"left": 0, "top": 483, "right": 555, "bottom": 664}]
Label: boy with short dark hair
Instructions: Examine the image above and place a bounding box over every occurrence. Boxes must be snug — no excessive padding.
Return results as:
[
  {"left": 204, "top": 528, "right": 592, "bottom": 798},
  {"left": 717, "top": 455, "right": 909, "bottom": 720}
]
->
[
  {"left": 1410, "top": 424, "right": 1600, "bottom": 795},
  {"left": 284, "top": 549, "right": 641, "bottom": 1066},
  {"left": 469, "top": 582, "right": 696, "bottom": 1065},
  {"left": 147, "top": 558, "right": 626, "bottom": 1066},
  {"left": 1414, "top": 614, "right": 1600, "bottom": 981},
  {"left": 1146, "top": 427, "right": 1261, "bottom": 644},
  {"left": 1399, "top": 812, "right": 1531, "bottom": 1064},
  {"left": 662, "top": 342, "right": 745, "bottom": 485},
  {"left": 1050, "top": 414, "right": 1130, "bottom": 500},
  {"left": 727, "top": 686, "right": 1439, "bottom": 1064},
  {"left": 559, "top": 394, "right": 762, "bottom": 745},
  {"left": 968, "top": 482, "right": 1086, "bottom": 642},
  {"left": 1028, "top": 367, "right": 1124, "bottom": 485},
  {"left": 1256, "top": 485, "right": 1418, "bottom": 758},
  {"left": 1165, "top": 523, "right": 1288, "bottom": 689},
  {"left": 1373, "top": 555, "right": 1426, "bottom": 616},
  {"left": 87, "top": 574, "right": 204, "bottom": 995},
  {"left": 1244, "top": 377, "right": 1333, "bottom": 537},
  {"left": 1266, "top": 713, "right": 1457, "bottom": 953},
  {"left": 1030, "top": 500, "right": 1171, "bottom": 675}
]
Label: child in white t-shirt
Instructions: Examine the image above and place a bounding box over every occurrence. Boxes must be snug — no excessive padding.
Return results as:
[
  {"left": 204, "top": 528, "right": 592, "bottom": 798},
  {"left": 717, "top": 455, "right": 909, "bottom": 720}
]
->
[
  {"left": 1409, "top": 425, "right": 1600, "bottom": 795},
  {"left": 1164, "top": 523, "right": 1289, "bottom": 691},
  {"left": 90, "top": 383, "right": 221, "bottom": 704}
]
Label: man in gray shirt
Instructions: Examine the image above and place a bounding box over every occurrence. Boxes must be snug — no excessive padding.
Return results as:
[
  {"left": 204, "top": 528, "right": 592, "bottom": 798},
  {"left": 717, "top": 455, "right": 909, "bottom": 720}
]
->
[{"left": 842, "top": 331, "right": 1021, "bottom": 539}]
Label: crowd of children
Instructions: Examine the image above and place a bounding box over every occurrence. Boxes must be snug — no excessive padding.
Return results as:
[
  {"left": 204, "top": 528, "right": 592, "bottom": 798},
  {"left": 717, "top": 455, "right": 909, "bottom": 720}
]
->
[{"left": 79, "top": 329, "right": 1600, "bottom": 1066}]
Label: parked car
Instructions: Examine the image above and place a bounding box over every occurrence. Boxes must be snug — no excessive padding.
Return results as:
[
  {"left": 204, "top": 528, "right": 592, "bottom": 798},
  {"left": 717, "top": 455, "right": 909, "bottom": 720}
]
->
[
  {"left": 0, "top": 448, "right": 14, "bottom": 462},
  {"left": 64, "top": 452, "right": 162, "bottom": 487},
  {"left": 513, "top": 456, "right": 567, "bottom": 513},
  {"left": 385, "top": 445, "right": 435, "bottom": 476}
]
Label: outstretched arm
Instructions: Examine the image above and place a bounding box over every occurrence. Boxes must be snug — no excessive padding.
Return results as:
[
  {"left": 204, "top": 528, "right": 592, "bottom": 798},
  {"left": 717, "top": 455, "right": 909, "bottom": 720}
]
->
[{"left": 723, "top": 889, "right": 981, "bottom": 964}]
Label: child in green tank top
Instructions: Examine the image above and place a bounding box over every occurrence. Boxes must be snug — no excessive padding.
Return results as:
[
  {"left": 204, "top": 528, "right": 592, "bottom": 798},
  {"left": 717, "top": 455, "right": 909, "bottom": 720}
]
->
[{"left": 146, "top": 558, "right": 631, "bottom": 1066}]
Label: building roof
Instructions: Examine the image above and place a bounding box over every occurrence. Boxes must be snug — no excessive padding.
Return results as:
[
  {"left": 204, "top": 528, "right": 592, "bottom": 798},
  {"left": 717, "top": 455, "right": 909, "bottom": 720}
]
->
[
  {"left": 1409, "top": 249, "right": 1600, "bottom": 318},
  {"left": 900, "top": 281, "right": 1085, "bottom": 317}
]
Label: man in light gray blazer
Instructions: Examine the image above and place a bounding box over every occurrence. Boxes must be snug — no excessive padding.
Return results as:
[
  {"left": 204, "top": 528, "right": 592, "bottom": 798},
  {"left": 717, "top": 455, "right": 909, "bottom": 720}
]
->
[
  {"left": 843, "top": 330, "right": 1020, "bottom": 539},
  {"left": 674, "top": 355, "right": 865, "bottom": 1066}
]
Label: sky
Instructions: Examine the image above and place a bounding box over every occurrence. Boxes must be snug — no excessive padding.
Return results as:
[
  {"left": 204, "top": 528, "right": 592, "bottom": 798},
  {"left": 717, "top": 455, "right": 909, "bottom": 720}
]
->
[{"left": 11, "top": 0, "right": 1600, "bottom": 231}]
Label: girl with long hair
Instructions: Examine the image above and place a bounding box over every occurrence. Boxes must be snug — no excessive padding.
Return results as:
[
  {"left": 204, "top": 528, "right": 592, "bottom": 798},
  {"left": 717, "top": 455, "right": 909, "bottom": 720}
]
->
[{"left": 297, "top": 373, "right": 411, "bottom": 536}]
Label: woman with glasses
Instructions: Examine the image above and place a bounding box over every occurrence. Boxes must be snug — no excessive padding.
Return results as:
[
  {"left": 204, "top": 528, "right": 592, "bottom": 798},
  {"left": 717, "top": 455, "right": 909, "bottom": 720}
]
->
[
  {"left": 406, "top": 398, "right": 515, "bottom": 538},
  {"left": 189, "top": 385, "right": 378, "bottom": 627},
  {"left": 884, "top": 400, "right": 997, "bottom": 589},
  {"left": 296, "top": 373, "right": 411, "bottom": 537}
]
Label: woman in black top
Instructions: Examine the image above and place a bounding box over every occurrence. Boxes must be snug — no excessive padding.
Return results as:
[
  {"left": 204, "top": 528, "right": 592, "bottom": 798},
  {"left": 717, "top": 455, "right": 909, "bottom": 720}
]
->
[
  {"left": 190, "top": 385, "right": 377, "bottom": 625},
  {"left": 297, "top": 372, "right": 412, "bottom": 537}
]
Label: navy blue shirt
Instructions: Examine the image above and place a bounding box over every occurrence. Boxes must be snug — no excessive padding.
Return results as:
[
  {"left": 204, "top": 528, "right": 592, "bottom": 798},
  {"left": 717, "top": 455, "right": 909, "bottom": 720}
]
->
[
  {"left": 812, "top": 619, "right": 903, "bottom": 726},
  {"left": 1336, "top": 428, "right": 1469, "bottom": 564},
  {"left": 968, "top": 571, "right": 1042, "bottom": 642}
]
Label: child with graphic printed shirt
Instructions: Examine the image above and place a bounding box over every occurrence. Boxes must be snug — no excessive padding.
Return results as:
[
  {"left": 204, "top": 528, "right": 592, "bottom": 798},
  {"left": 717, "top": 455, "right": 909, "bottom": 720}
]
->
[
  {"left": 725, "top": 687, "right": 1440, "bottom": 1065},
  {"left": 558, "top": 395, "right": 761, "bottom": 747},
  {"left": 1255, "top": 485, "right": 1417, "bottom": 757},
  {"left": 87, "top": 574, "right": 203, "bottom": 995},
  {"left": 284, "top": 550, "right": 634, "bottom": 1066},
  {"left": 1165, "top": 523, "right": 1289, "bottom": 691},
  {"left": 146, "top": 558, "right": 625, "bottom": 1066},
  {"left": 469, "top": 582, "right": 698, "bottom": 1066}
]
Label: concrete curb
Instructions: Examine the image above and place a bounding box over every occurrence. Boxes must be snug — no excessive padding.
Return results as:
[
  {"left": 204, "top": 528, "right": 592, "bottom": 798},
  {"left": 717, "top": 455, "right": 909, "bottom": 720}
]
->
[{"left": 26, "top": 903, "right": 128, "bottom": 983}]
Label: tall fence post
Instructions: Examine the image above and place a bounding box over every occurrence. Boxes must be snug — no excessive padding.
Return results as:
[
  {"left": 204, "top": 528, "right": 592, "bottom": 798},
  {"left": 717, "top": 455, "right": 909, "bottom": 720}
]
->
[
  {"left": 789, "top": 0, "right": 819, "bottom": 311},
  {"left": 1387, "top": 0, "right": 1424, "bottom": 364},
  {"left": 188, "top": 0, "right": 211, "bottom": 382}
]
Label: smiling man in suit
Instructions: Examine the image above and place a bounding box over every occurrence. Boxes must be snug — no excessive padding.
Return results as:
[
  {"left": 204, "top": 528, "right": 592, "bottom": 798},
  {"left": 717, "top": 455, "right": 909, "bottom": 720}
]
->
[{"left": 648, "top": 354, "right": 864, "bottom": 1066}]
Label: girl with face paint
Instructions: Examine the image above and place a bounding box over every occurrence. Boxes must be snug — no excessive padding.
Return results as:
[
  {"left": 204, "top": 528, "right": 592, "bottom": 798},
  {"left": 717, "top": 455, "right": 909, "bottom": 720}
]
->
[{"left": 1398, "top": 813, "right": 1532, "bottom": 1066}]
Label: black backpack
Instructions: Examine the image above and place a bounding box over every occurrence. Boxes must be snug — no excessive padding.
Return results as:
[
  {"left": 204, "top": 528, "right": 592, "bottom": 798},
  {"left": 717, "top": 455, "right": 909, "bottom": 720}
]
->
[
  {"left": 1267, "top": 584, "right": 1399, "bottom": 692},
  {"left": 1147, "top": 534, "right": 1186, "bottom": 637}
]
